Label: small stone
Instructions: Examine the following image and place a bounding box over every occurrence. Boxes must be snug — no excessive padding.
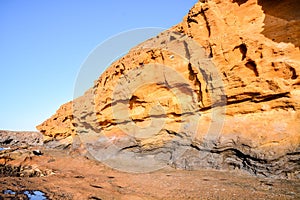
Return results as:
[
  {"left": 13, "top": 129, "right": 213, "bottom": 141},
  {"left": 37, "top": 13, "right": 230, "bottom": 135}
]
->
[{"left": 33, "top": 150, "right": 43, "bottom": 156}]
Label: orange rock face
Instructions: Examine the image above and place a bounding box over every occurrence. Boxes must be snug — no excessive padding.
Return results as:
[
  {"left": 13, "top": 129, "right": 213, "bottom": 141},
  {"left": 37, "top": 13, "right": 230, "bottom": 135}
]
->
[
  {"left": 36, "top": 101, "right": 74, "bottom": 142},
  {"left": 37, "top": 0, "right": 300, "bottom": 178}
]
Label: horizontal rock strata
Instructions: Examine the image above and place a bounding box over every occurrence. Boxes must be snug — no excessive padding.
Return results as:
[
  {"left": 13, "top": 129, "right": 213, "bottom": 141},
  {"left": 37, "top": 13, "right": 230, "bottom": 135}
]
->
[{"left": 37, "top": 0, "right": 300, "bottom": 178}]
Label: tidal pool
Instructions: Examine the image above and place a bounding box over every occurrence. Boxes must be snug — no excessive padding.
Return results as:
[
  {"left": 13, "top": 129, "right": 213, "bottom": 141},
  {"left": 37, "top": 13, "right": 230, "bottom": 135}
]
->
[{"left": 2, "top": 189, "right": 47, "bottom": 200}]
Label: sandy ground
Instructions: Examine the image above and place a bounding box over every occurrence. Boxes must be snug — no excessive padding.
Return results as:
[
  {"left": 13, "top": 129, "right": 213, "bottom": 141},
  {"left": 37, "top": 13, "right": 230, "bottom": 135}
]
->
[{"left": 0, "top": 148, "right": 299, "bottom": 200}]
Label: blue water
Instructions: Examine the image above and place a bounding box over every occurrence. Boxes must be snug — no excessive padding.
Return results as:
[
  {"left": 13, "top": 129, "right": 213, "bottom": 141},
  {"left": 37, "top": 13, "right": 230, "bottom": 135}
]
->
[
  {"left": 3, "top": 189, "right": 16, "bottom": 195},
  {"left": 24, "top": 190, "right": 47, "bottom": 200},
  {"left": 0, "top": 147, "right": 10, "bottom": 151},
  {"left": 2, "top": 190, "right": 47, "bottom": 200}
]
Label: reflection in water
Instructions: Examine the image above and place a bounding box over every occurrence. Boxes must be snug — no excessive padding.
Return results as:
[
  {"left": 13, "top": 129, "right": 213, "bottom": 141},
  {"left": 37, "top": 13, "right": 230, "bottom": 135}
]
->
[
  {"left": 3, "top": 189, "right": 16, "bottom": 195},
  {"left": 24, "top": 190, "right": 47, "bottom": 200},
  {"left": 0, "top": 147, "right": 10, "bottom": 151},
  {"left": 2, "top": 190, "right": 47, "bottom": 200}
]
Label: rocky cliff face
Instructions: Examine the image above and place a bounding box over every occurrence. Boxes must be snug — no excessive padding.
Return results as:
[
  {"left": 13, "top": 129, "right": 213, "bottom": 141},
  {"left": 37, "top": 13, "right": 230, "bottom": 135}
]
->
[{"left": 37, "top": 0, "right": 300, "bottom": 178}]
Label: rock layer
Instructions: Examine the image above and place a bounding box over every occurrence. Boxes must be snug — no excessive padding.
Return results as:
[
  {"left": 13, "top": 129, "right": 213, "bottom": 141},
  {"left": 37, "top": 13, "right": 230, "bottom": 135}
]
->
[{"left": 37, "top": 0, "right": 300, "bottom": 178}]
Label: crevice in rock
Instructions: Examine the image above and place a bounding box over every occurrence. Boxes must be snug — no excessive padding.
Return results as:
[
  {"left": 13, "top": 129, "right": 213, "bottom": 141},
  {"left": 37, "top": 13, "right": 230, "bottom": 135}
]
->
[
  {"left": 119, "top": 145, "right": 140, "bottom": 152},
  {"left": 187, "top": 7, "right": 211, "bottom": 36},
  {"left": 98, "top": 120, "right": 117, "bottom": 128},
  {"left": 232, "top": 0, "right": 248, "bottom": 6},
  {"left": 198, "top": 67, "right": 212, "bottom": 101},
  {"left": 195, "top": 79, "right": 203, "bottom": 105},
  {"left": 190, "top": 143, "right": 201, "bottom": 151},
  {"left": 183, "top": 41, "right": 191, "bottom": 60},
  {"left": 287, "top": 150, "right": 300, "bottom": 156},
  {"left": 103, "top": 76, "right": 109, "bottom": 86},
  {"left": 290, "top": 66, "right": 298, "bottom": 79},
  {"left": 79, "top": 122, "right": 100, "bottom": 134},
  {"left": 129, "top": 95, "right": 146, "bottom": 109},
  {"left": 132, "top": 119, "right": 144, "bottom": 123},
  {"left": 188, "top": 63, "right": 196, "bottom": 81},
  {"left": 198, "top": 92, "right": 292, "bottom": 113},
  {"left": 165, "top": 129, "right": 184, "bottom": 139},
  {"left": 187, "top": 16, "right": 198, "bottom": 26},
  {"left": 80, "top": 112, "right": 94, "bottom": 121},
  {"left": 62, "top": 115, "right": 73, "bottom": 123},
  {"left": 225, "top": 97, "right": 253, "bottom": 106},
  {"left": 162, "top": 69, "right": 171, "bottom": 89},
  {"left": 233, "top": 43, "right": 247, "bottom": 60},
  {"left": 245, "top": 60, "right": 259, "bottom": 76},
  {"left": 208, "top": 44, "right": 213, "bottom": 58},
  {"left": 169, "top": 112, "right": 182, "bottom": 117},
  {"left": 251, "top": 92, "right": 290, "bottom": 102},
  {"left": 169, "top": 35, "right": 176, "bottom": 41},
  {"left": 226, "top": 92, "right": 289, "bottom": 105},
  {"left": 200, "top": 7, "right": 211, "bottom": 37},
  {"left": 100, "top": 99, "right": 130, "bottom": 112}
]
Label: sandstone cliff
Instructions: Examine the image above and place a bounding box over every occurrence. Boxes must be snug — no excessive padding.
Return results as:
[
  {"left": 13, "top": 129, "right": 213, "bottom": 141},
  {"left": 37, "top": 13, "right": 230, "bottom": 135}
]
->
[{"left": 37, "top": 0, "right": 300, "bottom": 178}]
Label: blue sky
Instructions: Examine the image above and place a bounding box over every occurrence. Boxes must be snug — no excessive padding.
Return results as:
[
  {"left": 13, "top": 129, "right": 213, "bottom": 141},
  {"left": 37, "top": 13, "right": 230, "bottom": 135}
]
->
[{"left": 0, "top": 0, "right": 197, "bottom": 131}]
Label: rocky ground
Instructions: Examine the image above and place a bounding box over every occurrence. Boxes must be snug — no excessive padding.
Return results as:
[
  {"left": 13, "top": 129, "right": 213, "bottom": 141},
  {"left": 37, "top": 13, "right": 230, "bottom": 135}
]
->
[
  {"left": 1, "top": 0, "right": 300, "bottom": 199},
  {"left": 0, "top": 131, "right": 299, "bottom": 200}
]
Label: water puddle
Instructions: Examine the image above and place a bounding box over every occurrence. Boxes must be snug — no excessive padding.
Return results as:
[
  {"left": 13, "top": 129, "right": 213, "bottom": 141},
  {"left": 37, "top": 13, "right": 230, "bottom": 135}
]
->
[
  {"left": 3, "top": 189, "right": 16, "bottom": 195},
  {"left": 2, "top": 189, "right": 47, "bottom": 200},
  {"left": 0, "top": 147, "right": 10, "bottom": 151},
  {"left": 24, "top": 190, "right": 47, "bottom": 200}
]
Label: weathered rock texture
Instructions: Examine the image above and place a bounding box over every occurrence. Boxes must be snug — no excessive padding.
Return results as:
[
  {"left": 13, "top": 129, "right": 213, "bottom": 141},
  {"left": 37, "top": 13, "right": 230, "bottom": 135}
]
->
[
  {"left": 37, "top": 0, "right": 300, "bottom": 178},
  {"left": 0, "top": 130, "right": 43, "bottom": 147}
]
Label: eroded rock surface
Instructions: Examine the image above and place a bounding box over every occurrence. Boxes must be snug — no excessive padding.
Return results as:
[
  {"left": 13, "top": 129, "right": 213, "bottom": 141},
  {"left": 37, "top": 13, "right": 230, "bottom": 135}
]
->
[
  {"left": 0, "top": 130, "right": 43, "bottom": 147},
  {"left": 37, "top": 0, "right": 300, "bottom": 178}
]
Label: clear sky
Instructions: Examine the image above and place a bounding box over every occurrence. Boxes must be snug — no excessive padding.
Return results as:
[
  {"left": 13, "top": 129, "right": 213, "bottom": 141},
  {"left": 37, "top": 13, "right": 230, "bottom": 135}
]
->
[{"left": 0, "top": 0, "right": 197, "bottom": 131}]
